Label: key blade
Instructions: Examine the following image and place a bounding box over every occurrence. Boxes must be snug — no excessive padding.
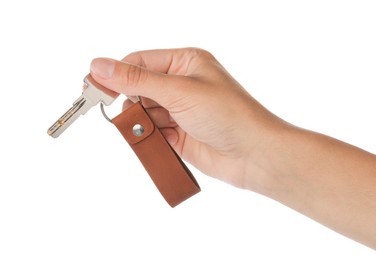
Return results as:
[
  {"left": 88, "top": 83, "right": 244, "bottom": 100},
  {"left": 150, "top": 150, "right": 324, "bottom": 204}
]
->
[
  {"left": 47, "top": 94, "right": 94, "bottom": 138},
  {"left": 47, "top": 74, "right": 119, "bottom": 138}
]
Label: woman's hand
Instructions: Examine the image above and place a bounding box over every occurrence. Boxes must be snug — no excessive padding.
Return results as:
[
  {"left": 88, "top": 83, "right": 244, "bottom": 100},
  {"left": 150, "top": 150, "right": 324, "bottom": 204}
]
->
[{"left": 90, "top": 48, "right": 283, "bottom": 189}]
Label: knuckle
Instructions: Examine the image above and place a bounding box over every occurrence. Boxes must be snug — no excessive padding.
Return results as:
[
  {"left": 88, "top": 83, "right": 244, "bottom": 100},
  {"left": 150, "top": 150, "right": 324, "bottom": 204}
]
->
[
  {"left": 186, "top": 47, "right": 215, "bottom": 60},
  {"left": 121, "top": 64, "right": 147, "bottom": 88},
  {"left": 122, "top": 51, "right": 145, "bottom": 66}
]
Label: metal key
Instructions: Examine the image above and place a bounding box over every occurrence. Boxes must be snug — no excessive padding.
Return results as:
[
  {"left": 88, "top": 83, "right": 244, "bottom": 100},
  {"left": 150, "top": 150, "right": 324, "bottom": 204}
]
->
[{"left": 47, "top": 74, "right": 119, "bottom": 138}]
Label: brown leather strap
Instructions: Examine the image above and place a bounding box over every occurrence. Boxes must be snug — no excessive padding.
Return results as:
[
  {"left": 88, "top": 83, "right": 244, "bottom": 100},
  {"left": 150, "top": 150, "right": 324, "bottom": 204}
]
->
[{"left": 112, "top": 102, "right": 200, "bottom": 207}]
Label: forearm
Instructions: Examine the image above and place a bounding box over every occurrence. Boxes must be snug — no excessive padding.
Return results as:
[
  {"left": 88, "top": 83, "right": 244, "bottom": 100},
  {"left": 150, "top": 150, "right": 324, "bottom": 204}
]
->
[{"left": 251, "top": 125, "right": 376, "bottom": 249}]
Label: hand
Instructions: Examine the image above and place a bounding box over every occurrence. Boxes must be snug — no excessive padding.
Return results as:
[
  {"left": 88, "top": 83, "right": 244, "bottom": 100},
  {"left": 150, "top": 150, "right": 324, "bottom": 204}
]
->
[
  {"left": 90, "top": 48, "right": 284, "bottom": 189},
  {"left": 90, "top": 48, "right": 376, "bottom": 248}
]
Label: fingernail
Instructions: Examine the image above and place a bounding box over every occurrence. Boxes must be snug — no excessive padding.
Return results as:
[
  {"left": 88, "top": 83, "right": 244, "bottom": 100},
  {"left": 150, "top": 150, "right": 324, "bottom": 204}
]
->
[{"left": 90, "top": 58, "right": 115, "bottom": 79}]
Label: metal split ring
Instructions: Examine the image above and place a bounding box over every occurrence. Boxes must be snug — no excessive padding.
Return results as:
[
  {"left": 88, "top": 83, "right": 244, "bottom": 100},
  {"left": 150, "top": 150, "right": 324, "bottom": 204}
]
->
[{"left": 100, "top": 96, "right": 142, "bottom": 123}]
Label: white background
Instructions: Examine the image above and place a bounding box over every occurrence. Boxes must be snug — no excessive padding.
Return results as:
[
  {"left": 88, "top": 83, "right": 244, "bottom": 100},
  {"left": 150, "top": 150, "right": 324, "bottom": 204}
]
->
[{"left": 0, "top": 0, "right": 375, "bottom": 259}]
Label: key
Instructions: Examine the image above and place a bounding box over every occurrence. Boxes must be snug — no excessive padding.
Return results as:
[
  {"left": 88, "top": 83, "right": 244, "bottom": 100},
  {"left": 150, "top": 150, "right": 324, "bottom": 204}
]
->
[{"left": 47, "top": 74, "right": 119, "bottom": 138}]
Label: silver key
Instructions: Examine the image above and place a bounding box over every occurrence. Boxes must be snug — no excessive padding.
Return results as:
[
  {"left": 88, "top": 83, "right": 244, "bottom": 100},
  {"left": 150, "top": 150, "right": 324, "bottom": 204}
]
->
[{"left": 47, "top": 74, "right": 119, "bottom": 138}]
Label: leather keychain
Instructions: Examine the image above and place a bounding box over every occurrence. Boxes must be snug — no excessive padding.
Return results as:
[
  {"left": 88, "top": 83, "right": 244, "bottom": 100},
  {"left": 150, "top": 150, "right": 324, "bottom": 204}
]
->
[
  {"left": 109, "top": 101, "right": 201, "bottom": 207},
  {"left": 47, "top": 73, "right": 200, "bottom": 207}
]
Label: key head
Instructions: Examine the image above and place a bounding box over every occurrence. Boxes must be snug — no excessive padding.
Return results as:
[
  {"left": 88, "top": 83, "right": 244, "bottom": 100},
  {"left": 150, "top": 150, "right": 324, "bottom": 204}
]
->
[{"left": 83, "top": 74, "right": 119, "bottom": 106}]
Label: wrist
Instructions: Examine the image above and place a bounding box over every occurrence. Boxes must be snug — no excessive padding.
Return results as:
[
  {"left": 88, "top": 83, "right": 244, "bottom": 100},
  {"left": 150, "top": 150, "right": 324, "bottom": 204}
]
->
[{"left": 241, "top": 111, "right": 298, "bottom": 196}]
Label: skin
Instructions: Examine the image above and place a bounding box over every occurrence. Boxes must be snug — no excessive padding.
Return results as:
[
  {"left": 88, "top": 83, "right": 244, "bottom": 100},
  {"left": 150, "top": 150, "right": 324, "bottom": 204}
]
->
[{"left": 90, "top": 48, "right": 376, "bottom": 249}]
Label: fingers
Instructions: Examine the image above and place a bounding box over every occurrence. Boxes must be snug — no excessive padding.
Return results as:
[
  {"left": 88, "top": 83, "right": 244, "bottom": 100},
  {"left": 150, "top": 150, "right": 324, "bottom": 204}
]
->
[
  {"left": 121, "top": 48, "right": 204, "bottom": 75},
  {"left": 122, "top": 99, "right": 177, "bottom": 129},
  {"left": 126, "top": 96, "right": 161, "bottom": 108},
  {"left": 90, "top": 57, "right": 189, "bottom": 108},
  {"left": 159, "top": 128, "right": 179, "bottom": 147},
  {"left": 89, "top": 48, "right": 214, "bottom": 109},
  {"left": 121, "top": 49, "right": 177, "bottom": 74},
  {"left": 90, "top": 57, "right": 165, "bottom": 96},
  {"left": 123, "top": 97, "right": 180, "bottom": 147},
  {"left": 122, "top": 48, "right": 215, "bottom": 76},
  {"left": 123, "top": 98, "right": 180, "bottom": 147}
]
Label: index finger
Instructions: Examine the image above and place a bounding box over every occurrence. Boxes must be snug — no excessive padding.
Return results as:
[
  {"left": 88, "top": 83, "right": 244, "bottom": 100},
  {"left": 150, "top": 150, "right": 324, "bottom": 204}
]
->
[{"left": 121, "top": 48, "right": 199, "bottom": 76}]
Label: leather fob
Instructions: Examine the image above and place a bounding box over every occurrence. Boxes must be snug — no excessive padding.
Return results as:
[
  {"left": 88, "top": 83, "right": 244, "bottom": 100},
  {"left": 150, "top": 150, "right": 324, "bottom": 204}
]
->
[{"left": 112, "top": 102, "right": 200, "bottom": 207}]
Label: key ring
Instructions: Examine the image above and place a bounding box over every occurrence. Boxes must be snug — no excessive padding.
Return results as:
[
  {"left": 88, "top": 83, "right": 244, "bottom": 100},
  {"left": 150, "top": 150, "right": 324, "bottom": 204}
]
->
[
  {"left": 100, "top": 96, "right": 142, "bottom": 123},
  {"left": 100, "top": 102, "right": 112, "bottom": 123}
]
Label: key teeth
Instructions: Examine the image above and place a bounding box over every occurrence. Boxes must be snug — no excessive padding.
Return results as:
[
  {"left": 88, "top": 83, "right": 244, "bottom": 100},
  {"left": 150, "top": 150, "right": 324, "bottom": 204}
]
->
[
  {"left": 47, "top": 129, "right": 58, "bottom": 138},
  {"left": 47, "top": 97, "right": 86, "bottom": 138},
  {"left": 47, "top": 74, "right": 119, "bottom": 138},
  {"left": 47, "top": 119, "right": 63, "bottom": 138}
]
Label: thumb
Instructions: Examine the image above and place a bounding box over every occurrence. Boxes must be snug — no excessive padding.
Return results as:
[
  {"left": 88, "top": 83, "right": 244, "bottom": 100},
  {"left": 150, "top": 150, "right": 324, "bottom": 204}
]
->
[{"left": 90, "top": 58, "right": 183, "bottom": 106}]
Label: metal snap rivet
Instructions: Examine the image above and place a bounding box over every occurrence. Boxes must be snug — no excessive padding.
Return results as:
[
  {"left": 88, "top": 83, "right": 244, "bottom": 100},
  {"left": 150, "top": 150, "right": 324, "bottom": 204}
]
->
[{"left": 132, "top": 124, "right": 144, "bottom": 136}]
